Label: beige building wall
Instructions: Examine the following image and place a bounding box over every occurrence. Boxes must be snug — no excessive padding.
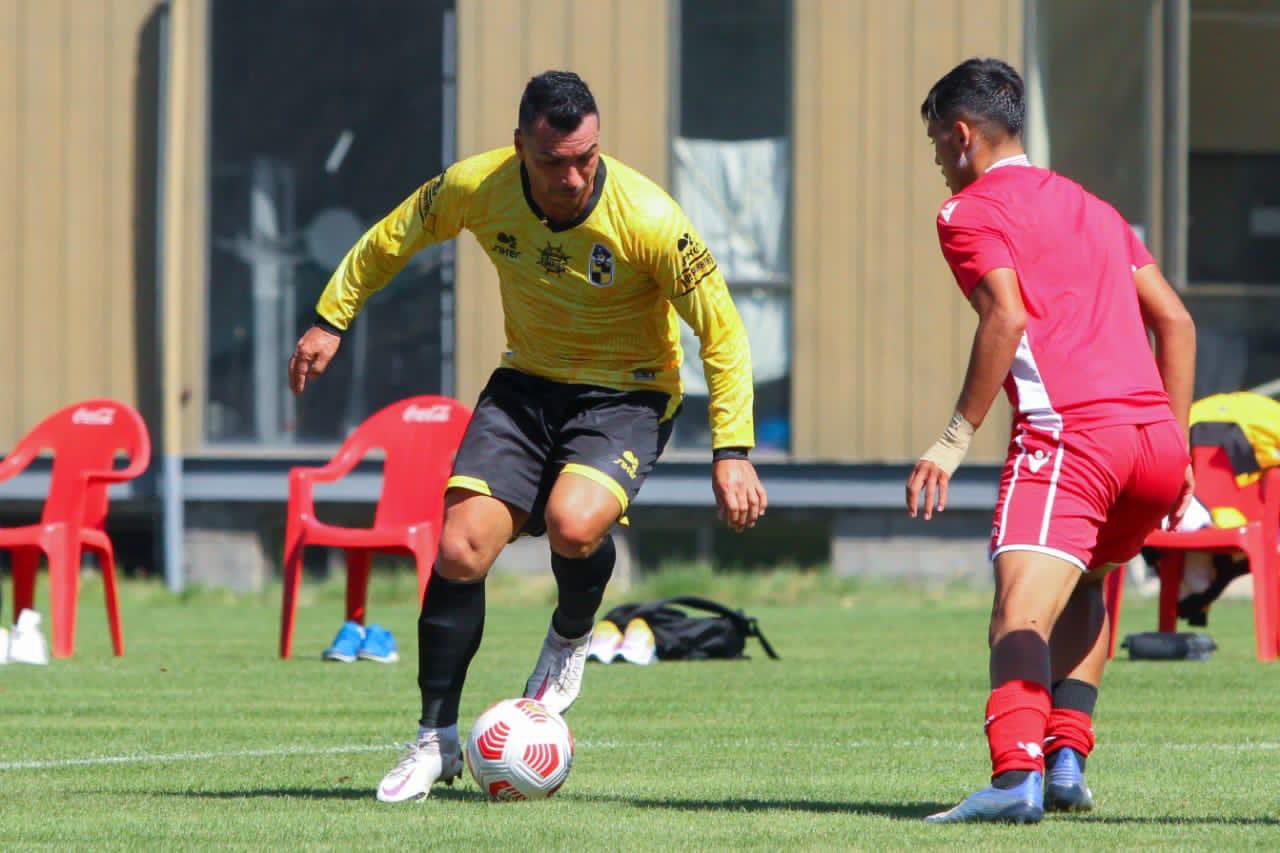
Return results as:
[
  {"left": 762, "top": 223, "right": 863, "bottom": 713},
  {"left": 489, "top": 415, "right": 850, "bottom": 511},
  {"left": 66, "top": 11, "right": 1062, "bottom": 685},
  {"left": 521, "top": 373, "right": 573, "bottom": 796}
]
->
[
  {"left": 4, "top": 0, "right": 1026, "bottom": 464},
  {"left": 0, "top": 0, "right": 164, "bottom": 450},
  {"left": 453, "top": 0, "right": 671, "bottom": 405},
  {"left": 792, "top": 0, "right": 1023, "bottom": 462},
  {"left": 1190, "top": 8, "right": 1280, "bottom": 153},
  {"left": 455, "top": 0, "right": 1022, "bottom": 462}
]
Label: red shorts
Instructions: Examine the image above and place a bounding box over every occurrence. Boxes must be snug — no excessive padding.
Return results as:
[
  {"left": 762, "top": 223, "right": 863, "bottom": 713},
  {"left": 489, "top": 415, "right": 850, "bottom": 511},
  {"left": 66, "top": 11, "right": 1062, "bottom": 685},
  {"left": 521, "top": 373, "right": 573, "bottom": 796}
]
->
[{"left": 990, "top": 420, "right": 1188, "bottom": 572}]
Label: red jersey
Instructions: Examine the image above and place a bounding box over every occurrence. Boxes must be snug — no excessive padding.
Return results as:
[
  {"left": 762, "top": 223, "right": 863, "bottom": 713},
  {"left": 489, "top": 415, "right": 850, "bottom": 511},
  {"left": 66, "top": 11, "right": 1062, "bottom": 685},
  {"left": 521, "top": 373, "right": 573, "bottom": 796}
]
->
[{"left": 936, "top": 156, "right": 1174, "bottom": 434}]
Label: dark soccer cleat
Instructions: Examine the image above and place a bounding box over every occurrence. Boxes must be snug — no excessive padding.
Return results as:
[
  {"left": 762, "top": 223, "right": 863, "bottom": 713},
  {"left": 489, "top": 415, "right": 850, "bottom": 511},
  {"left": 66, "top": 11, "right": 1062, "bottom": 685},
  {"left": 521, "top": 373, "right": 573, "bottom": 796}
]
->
[
  {"left": 924, "top": 772, "right": 1044, "bottom": 824},
  {"left": 1045, "top": 747, "right": 1094, "bottom": 812}
]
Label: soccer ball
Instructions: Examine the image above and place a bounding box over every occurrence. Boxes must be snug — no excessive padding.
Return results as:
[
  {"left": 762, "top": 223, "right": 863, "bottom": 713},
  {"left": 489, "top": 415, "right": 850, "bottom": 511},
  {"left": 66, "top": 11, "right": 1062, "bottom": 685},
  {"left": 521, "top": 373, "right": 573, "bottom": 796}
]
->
[{"left": 466, "top": 698, "right": 574, "bottom": 801}]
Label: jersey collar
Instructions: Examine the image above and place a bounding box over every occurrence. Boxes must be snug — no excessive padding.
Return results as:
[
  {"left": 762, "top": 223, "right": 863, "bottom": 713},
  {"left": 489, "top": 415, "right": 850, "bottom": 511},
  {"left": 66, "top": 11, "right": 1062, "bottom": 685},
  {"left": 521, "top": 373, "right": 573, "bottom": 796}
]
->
[
  {"left": 519, "top": 156, "right": 608, "bottom": 233},
  {"left": 986, "top": 153, "right": 1031, "bottom": 172}
]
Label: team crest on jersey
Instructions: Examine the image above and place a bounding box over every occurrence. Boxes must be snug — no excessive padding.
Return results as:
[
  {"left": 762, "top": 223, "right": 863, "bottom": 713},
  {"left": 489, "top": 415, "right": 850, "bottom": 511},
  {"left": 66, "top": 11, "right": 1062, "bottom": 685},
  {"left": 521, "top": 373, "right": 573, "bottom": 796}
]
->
[{"left": 588, "top": 243, "right": 615, "bottom": 287}]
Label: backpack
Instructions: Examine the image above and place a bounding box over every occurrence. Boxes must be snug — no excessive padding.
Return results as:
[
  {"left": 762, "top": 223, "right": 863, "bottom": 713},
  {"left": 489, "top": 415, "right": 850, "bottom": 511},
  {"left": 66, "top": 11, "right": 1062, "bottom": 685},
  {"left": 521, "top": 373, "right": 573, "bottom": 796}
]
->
[
  {"left": 1121, "top": 631, "right": 1217, "bottom": 661},
  {"left": 601, "top": 596, "right": 779, "bottom": 661}
]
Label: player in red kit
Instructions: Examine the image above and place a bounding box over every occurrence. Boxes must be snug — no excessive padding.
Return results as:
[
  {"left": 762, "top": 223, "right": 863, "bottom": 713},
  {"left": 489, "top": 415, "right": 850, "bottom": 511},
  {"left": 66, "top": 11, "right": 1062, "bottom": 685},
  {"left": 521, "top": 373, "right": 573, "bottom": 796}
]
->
[{"left": 906, "top": 59, "right": 1197, "bottom": 823}]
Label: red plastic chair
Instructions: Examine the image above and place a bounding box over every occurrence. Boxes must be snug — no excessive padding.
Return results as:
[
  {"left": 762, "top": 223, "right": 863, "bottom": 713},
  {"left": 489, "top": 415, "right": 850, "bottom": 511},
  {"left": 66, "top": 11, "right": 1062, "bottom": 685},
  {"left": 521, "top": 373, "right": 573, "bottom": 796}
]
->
[
  {"left": 279, "top": 395, "right": 471, "bottom": 658},
  {"left": 1104, "top": 445, "right": 1280, "bottom": 661},
  {"left": 0, "top": 400, "right": 151, "bottom": 658}
]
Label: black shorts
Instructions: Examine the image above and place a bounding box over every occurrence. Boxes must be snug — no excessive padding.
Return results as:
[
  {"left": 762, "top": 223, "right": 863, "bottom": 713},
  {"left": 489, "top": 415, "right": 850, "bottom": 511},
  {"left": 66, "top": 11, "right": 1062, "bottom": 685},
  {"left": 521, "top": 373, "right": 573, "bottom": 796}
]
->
[{"left": 447, "top": 368, "right": 680, "bottom": 536}]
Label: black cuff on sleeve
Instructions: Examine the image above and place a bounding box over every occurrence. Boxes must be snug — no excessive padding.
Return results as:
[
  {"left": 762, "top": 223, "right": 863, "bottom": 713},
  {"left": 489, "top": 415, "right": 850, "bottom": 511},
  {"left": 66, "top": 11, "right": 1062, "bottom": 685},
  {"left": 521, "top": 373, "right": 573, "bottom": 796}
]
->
[
  {"left": 313, "top": 314, "right": 345, "bottom": 336},
  {"left": 712, "top": 447, "right": 750, "bottom": 462}
]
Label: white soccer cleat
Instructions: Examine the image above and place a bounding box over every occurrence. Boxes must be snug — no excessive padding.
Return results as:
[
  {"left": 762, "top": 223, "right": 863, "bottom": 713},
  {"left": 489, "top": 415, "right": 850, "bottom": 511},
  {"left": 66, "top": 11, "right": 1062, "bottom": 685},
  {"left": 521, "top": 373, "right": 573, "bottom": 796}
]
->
[
  {"left": 0, "top": 627, "right": 8, "bottom": 665},
  {"left": 523, "top": 622, "right": 591, "bottom": 715},
  {"left": 376, "top": 731, "right": 463, "bottom": 803},
  {"left": 616, "top": 618, "right": 657, "bottom": 665},
  {"left": 7, "top": 609, "right": 49, "bottom": 666},
  {"left": 586, "top": 620, "right": 623, "bottom": 663}
]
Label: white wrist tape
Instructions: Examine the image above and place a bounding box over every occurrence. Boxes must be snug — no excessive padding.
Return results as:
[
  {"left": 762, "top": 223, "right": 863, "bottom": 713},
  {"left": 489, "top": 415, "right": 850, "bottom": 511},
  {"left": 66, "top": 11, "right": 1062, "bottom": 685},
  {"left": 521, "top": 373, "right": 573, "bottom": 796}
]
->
[{"left": 919, "top": 411, "right": 977, "bottom": 476}]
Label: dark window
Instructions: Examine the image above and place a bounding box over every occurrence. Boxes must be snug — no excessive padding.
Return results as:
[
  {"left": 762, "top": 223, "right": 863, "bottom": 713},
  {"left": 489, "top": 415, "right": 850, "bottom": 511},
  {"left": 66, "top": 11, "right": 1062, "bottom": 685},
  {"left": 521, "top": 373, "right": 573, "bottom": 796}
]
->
[
  {"left": 207, "top": 0, "right": 455, "bottom": 445},
  {"left": 672, "top": 0, "right": 792, "bottom": 453}
]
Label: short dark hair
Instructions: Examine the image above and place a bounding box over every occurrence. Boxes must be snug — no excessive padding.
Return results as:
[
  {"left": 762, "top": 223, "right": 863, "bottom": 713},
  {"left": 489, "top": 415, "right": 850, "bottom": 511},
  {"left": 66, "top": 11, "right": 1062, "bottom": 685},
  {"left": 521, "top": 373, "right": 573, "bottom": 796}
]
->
[
  {"left": 518, "top": 71, "right": 598, "bottom": 132},
  {"left": 921, "top": 58, "right": 1025, "bottom": 137}
]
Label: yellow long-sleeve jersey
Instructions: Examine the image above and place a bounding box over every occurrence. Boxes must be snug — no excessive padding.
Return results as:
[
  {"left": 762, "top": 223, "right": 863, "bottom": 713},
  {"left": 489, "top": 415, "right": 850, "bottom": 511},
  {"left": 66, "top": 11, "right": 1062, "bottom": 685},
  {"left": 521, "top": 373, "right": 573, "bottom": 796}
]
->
[{"left": 316, "top": 147, "right": 755, "bottom": 449}]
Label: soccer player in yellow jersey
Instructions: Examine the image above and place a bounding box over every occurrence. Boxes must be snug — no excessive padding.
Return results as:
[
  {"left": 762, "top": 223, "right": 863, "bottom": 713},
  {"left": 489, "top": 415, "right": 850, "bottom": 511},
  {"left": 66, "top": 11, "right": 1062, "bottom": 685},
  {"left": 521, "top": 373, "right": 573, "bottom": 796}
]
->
[{"left": 288, "top": 71, "right": 766, "bottom": 802}]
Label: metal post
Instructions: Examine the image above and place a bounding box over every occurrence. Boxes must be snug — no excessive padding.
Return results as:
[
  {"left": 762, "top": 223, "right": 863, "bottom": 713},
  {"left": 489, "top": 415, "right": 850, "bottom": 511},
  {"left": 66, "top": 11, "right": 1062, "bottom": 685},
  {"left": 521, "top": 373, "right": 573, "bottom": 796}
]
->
[
  {"left": 440, "top": 8, "right": 457, "bottom": 398},
  {"left": 1022, "top": 0, "right": 1052, "bottom": 169},
  {"left": 1162, "top": 0, "right": 1190, "bottom": 288},
  {"left": 154, "top": 3, "right": 184, "bottom": 593},
  {"left": 158, "top": 0, "right": 193, "bottom": 593}
]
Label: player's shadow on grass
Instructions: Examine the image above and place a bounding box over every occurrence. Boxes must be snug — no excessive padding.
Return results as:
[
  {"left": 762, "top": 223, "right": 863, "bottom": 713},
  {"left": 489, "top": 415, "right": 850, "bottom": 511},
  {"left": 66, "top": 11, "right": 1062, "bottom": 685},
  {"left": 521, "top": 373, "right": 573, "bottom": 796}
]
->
[
  {"left": 1066, "top": 815, "right": 1280, "bottom": 827},
  {"left": 163, "top": 786, "right": 488, "bottom": 803},
  {"left": 568, "top": 793, "right": 950, "bottom": 820}
]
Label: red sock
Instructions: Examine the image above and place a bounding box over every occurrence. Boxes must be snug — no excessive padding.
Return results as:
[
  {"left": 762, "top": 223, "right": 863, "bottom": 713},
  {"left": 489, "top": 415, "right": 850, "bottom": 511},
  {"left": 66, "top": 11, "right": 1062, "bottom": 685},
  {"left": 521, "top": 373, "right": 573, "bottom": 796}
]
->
[
  {"left": 985, "top": 680, "right": 1051, "bottom": 777},
  {"left": 1045, "top": 708, "right": 1095, "bottom": 757}
]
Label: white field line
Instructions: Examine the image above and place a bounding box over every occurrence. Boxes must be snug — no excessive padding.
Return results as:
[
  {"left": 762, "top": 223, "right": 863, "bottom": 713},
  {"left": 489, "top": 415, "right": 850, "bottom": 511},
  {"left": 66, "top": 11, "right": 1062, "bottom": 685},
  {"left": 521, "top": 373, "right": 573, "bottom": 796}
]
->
[
  {"left": 2, "top": 738, "right": 1277, "bottom": 773},
  {"left": 0, "top": 740, "right": 634, "bottom": 772}
]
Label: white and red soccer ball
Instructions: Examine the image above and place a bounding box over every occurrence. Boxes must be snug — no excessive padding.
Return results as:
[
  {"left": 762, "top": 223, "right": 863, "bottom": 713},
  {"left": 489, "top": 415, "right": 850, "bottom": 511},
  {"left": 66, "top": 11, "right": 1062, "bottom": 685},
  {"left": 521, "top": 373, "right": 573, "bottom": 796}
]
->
[{"left": 466, "top": 698, "right": 574, "bottom": 801}]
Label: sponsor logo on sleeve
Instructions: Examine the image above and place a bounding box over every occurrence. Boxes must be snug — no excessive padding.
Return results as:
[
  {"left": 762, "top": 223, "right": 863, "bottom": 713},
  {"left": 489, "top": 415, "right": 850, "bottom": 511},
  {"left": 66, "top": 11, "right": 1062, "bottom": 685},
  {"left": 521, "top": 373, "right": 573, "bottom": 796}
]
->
[
  {"left": 417, "top": 171, "right": 447, "bottom": 232},
  {"left": 674, "top": 232, "right": 718, "bottom": 296},
  {"left": 588, "top": 243, "right": 615, "bottom": 287},
  {"left": 939, "top": 200, "right": 960, "bottom": 223}
]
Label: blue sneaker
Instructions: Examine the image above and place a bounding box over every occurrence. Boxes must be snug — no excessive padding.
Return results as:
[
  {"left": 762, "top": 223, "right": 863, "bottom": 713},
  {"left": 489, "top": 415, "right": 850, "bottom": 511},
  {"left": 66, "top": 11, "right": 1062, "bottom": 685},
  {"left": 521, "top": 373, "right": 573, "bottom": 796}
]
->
[
  {"left": 322, "top": 621, "right": 365, "bottom": 662},
  {"left": 924, "top": 772, "right": 1044, "bottom": 824},
  {"left": 1045, "top": 747, "right": 1094, "bottom": 812},
  {"left": 357, "top": 624, "right": 400, "bottom": 664}
]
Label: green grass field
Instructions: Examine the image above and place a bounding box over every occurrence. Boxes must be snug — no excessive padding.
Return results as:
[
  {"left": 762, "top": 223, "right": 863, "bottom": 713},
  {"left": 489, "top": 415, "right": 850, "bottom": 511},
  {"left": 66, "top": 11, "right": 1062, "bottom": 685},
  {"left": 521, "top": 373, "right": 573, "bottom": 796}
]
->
[{"left": 1, "top": 572, "right": 1278, "bottom": 849}]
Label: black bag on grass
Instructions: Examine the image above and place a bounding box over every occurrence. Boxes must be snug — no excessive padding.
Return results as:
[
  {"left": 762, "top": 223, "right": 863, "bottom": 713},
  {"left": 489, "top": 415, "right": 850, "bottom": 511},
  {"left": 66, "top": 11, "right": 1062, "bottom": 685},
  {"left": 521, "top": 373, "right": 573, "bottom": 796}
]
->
[
  {"left": 1121, "top": 631, "right": 1217, "bottom": 661},
  {"left": 602, "top": 596, "right": 779, "bottom": 661}
]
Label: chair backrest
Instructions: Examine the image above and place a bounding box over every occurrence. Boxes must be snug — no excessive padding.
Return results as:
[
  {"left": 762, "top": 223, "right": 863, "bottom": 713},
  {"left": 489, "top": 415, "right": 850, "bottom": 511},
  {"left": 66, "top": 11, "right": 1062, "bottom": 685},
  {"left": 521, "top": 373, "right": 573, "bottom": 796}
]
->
[
  {"left": 334, "top": 395, "right": 471, "bottom": 529},
  {"left": 1192, "top": 444, "right": 1265, "bottom": 522},
  {"left": 17, "top": 400, "right": 152, "bottom": 530}
]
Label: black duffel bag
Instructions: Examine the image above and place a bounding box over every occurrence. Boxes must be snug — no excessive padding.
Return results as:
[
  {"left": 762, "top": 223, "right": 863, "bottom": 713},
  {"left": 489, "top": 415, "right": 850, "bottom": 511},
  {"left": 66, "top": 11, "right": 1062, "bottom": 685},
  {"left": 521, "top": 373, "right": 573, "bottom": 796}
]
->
[{"left": 602, "top": 596, "right": 779, "bottom": 661}]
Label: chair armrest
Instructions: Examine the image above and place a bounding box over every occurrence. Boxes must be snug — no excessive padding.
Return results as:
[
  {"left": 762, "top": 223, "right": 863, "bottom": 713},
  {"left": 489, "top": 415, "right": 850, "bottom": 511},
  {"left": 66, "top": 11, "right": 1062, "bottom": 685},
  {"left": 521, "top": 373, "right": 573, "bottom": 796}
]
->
[
  {"left": 292, "top": 443, "right": 366, "bottom": 486},
  {"left": 1261, "top": 467, "right": 1280, "bottom": 526},
  {"left": 288, "top": 444, "right": 367, "bottom": 516},
  {"left": 83, "top": 453, "right": 151, "bottom": 486},
  {"left": 0, "top": 440, "right": 39, "bottom": 486}
]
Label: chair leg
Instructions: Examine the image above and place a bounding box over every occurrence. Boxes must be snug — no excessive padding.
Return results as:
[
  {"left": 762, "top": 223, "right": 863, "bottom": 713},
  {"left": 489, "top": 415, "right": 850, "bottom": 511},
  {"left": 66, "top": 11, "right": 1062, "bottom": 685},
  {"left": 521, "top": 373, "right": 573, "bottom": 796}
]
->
[
  {"left": 1157, "top": 551, "right": 1186, "bottom": 633},
  {"left": 97, "top": 544, "right": 125, "bottom": 656},
  {"left": 1246, "top": 542, "right": 1279, "bottom": 661},
  {"left": 344, "top": 550, "right": 372, "bottom": 624},
  {"left": 280, "top": 534, "right": 305, "bottom": 659},
  {"left": 1103, "top": 566, "right": 1124, "bottom": 658},
  {"left": 45, "top": 531, "right": 83, "bottom": 658},
  {"left": 11, "top": 547, "right": 39, "bottom": 622}
]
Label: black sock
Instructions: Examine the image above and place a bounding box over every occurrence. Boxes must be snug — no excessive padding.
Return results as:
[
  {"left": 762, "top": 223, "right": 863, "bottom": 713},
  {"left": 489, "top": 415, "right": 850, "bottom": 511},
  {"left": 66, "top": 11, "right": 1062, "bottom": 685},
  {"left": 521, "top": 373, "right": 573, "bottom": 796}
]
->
[
  {"left": 1048, "top": 678, "right": 1098, "bottom": 771},
  {"left": 991, "top": 770, "right": 1032, "bottom": 789},
  {"left": 417, "top": 572, "right": 486, "bottom": 728},
  {"left": 1051, "top": 678, "right": 1099, "bottom": 716},
  {"left": 550, "top": 535, "right": 616, "bottom": 639}
]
